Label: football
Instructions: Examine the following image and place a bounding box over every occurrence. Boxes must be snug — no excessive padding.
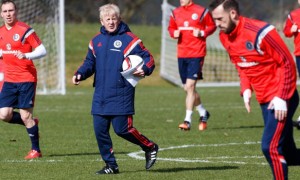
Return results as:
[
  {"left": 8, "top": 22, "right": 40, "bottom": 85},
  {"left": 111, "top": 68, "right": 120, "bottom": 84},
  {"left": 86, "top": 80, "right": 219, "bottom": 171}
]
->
[{"left": 122, "top": 55, "right": 144, "bottom": 71}]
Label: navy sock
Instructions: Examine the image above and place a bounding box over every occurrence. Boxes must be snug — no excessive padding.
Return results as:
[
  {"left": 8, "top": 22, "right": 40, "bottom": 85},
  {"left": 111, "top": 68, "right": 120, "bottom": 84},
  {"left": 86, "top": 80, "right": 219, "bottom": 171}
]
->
[
  {"left": 9, "top": 112, "right": 25, "bottom": 126},
  {"left": 26, "top": 125, "right": 40, "bottom": 152}
]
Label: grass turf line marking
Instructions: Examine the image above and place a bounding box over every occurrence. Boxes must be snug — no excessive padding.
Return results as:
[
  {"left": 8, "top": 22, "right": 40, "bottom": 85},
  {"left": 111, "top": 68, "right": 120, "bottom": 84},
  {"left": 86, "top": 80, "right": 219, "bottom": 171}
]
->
[{"left": 127, "top": 141, "right": 268, "bottom": 165}]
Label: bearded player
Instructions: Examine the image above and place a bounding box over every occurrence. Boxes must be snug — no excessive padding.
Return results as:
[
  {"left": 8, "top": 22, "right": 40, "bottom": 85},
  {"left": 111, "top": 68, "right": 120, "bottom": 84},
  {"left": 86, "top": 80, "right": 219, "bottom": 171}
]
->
[{"left": 209, "top": 0, "right": 300, "bottom": 179}]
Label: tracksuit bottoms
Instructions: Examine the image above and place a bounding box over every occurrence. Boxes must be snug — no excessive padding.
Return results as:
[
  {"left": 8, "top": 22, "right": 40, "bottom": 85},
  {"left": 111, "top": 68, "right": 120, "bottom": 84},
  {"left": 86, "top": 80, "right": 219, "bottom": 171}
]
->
[
  {"left": 93, "top": 114, "right": 155, "bottom": 168},
  {"left": 260, "top": 90, "right": 300, "bottom": 180}
]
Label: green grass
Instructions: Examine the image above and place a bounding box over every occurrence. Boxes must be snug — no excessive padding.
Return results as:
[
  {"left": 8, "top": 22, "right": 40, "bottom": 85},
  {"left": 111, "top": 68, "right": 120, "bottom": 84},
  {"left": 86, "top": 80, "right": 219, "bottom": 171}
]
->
[
  {"left": 1, "top": 86, "right": 300, "bottom": 179},
  {"left": 2, "top": 24, "right": 300, "bottom": 179}
]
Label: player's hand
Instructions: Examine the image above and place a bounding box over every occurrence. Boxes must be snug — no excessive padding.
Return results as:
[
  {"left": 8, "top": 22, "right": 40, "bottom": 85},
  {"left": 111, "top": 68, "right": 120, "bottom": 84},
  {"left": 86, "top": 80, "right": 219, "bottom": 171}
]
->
[
  {"left": 267, "top": 96, "right": 287, "bottom": 121},
  {"left": 174, "top": 30, "right": 180, "bottom": 38},
  {"left": 291, "top": 23, "right": 298, "bottom": 33},
  {"left": 15, "top": 50, "right": 25, "bottom": 59},
  {"left": 243, "top": 89, "right": 251, "bottom": 113},
  {"left": 133, "top": 66, "right": 145, "bottom": 77},
  {"left": 72, "top": 74, "right": 81, "bottom": 85},
  {"left": 193, "top": 28, "right": 200, "bottom": 37},
  {"left": 192, "top": 28, "right": 204, "bottom": 37}
]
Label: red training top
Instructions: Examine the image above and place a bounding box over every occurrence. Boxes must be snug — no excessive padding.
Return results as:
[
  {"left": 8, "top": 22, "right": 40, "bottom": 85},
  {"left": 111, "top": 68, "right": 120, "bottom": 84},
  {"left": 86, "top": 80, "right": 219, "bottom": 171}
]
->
[
  {"left": 0, "top": 21, "right": 42, "bottom": 82},
  {"left": 168, "top": 2, "right": 216, "bottom": 58},
  {"left": 220, "top": 16, "right": 296, "bottom": 103},
  {"left": 283, "top": 8, "right": 300, "bottom": 56}
]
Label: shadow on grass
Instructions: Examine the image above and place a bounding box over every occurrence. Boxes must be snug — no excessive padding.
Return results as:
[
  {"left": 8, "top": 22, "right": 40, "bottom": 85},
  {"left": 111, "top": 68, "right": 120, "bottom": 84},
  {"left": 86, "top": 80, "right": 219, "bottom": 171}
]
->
[
  {"left": 48, "top": 151, "right": 129, "bottom": 157},
  {"left": 152, "top": 165, "right": 239, "bottom": 173}
]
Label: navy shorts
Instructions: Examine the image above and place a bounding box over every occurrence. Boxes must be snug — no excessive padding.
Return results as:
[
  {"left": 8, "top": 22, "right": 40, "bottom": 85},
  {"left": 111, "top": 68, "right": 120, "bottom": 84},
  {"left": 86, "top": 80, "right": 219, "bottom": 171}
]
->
[
  {"left": 0, "top": 82, "right": 36, "bottom": 109},
  {"left": 178, "top": 57, "right": 204, "bottom": 84}
]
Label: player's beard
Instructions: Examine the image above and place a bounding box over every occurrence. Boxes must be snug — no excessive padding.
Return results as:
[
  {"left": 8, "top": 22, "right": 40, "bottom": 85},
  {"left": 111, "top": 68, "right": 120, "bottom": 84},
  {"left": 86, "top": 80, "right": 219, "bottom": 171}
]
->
[{"left": 223, "top": 17, "right": 236, "bottom": 34}]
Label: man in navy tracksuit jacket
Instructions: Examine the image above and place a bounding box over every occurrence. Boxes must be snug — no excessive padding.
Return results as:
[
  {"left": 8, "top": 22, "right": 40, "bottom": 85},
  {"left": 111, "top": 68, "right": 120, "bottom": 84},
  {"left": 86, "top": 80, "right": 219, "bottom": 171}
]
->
[{"left": 72, "top": 3, "right": 158, "bottom": 175}]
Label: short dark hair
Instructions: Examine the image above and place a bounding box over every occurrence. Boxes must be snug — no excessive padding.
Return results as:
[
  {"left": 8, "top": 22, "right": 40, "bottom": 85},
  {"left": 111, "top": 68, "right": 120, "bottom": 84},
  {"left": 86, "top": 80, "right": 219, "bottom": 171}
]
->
[
  {"left": 209, "top": 0, "right": 239, "bottom": 15},
  {"left": 1, "top": 0, "right": 17, "bottom": 10}
]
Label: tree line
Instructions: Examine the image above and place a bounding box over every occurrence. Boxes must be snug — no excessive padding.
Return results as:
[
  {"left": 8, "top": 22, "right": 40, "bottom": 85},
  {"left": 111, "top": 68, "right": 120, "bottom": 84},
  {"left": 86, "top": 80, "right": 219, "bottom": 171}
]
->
[{"left": 65, "top": 0, "right": 298, "bottom": 26}]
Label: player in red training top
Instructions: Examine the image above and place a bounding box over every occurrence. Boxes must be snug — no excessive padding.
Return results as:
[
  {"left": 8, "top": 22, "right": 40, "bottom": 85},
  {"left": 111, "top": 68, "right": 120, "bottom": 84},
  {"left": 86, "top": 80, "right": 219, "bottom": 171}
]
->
[
  {"left": 283, "top": 0, "right": 300, "bottom": 128},
  {"left": 168, "top": 0, "right": 216, "bottom": 131},
  {"left": 209, "top": 0, "right": 300, "bottom": 179},
  {"left": 0, "top": 0, "right": 46, "bottom": 159}
]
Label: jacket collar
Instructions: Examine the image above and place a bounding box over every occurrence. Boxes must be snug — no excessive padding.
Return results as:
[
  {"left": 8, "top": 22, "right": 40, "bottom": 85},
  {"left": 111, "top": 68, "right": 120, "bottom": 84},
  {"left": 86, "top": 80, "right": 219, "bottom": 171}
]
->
[
  {"left": 182, "top": 2, "right": 194, "bottom": 9},
  {"left": 100, "top": 21, "right": 131, "bottom": 35}
]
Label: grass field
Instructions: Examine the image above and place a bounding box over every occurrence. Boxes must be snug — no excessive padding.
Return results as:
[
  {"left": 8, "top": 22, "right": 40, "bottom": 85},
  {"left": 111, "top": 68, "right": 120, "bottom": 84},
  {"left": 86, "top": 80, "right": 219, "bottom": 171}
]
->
[
  {"left": 1, "top": 86, "right": 300, "bottom": 180},
  {"left": 2, "top": 24, "right": 300, "bottom": 179}
]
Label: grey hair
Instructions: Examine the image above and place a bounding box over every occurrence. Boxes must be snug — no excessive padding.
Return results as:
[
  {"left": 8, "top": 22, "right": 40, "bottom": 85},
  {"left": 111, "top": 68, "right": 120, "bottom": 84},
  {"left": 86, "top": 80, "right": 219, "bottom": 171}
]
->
[{"left": 99, "top": 3, "right": 120, "bottom": 20}]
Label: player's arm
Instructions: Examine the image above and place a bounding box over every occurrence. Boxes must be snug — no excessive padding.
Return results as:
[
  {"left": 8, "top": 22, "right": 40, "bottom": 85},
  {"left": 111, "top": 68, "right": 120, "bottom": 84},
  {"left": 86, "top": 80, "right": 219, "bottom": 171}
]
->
[
  {"left": 168, "top": 12, "right": 180, "bottom": 39},
  {"left": 15, "top": 29, "right": 47, "bottom": 60},
  {"left": 24, "top": 44, "right": 47, "bottom": 60},
  {"left": 201, "top": 9, "right": 217, "bottom": 38},
  {"left": 219, "top": 34, "right": 252, "bottom": 112},
  {"left": 14, "top": 44, "right": 46, "bottom": 60},
  {"left": 237, "top": 67, "right": 251, "bottom": 96},
  {"left": 234, "top": 61, "right": 252, "bottom": 113},
  {"left": 260, "top": 27, "right": 294, "bottom": 120},
  {"left": 125, "top": 36, "right": 155, "bottom": 76},
  {"left": 283, "top": 13, "right": 297, "bottom": 37},
  {"left": 261, "top": 27, "right": 295, "bottom": 99},
  {"left": 73, "top": 41, "right": 96, "bottom": 85}
]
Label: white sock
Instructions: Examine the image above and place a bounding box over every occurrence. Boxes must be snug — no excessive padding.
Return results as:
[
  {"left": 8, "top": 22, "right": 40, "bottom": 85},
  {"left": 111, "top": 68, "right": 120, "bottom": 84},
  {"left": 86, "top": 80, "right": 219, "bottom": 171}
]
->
[
  {"left": 196, "top": 104, "right": 206, "bottom": 116},
  {"left": 297, "top": 116, "right": 300, "bottom": 122},
  {"left": 184, "top": 110, "right": 193, "bottom": 123}
]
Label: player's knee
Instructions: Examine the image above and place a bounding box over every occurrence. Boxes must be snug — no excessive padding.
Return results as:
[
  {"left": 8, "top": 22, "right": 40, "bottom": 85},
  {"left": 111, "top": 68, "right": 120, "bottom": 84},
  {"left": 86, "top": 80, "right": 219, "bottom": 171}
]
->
[
  {"left": 20, "top": 114, "right": 29, "bottom": 121},
  {"left": 20, "top": 114, "right": 32, "bottom": 124},
  {"left": 0, "top": 114, "right": 12, "bottom": 122},
  {"left": 184, "top": 84, "right": 194, "bottom": 92},
  {"left": 0, "top": 108, "right": 13, "bottom": 121},
  {"left": 183, "top": 86, "right": 188, "bottom": 92},
  {"left": 0, "top": 114, "right": 10, "bottom": 121},
  {"left": 185, "top": 82, "right": 196, "bottom": 91}
]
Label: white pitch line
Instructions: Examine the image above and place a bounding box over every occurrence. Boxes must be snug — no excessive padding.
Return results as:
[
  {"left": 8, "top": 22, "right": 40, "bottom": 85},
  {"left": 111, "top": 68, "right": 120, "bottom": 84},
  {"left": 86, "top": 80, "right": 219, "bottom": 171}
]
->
[
  {"left": 127, "top": 141, "right": 268, "bottom": 166},
  {"left": 5, "top": 141, "right": 297, "bottom": 165},
  {"left": 1, "top": 158, "right": 127, "bottom": 163},
  {"left": 2, "top": 159, "right": 64, "bottom": 163}
]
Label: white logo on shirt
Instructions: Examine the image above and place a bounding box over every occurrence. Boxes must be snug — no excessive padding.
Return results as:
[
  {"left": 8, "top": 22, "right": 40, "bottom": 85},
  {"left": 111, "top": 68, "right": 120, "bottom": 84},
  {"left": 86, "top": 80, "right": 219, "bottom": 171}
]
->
[
  {"left": 13, "top": 34, "right": 20, "bottom": 41},
  {"left": 240, "top": 56, "right": 247, "bottom": 62},
  {"left": 184, "top": 21, "right": 189, "bottom": 27},
  {"left": 6, "top": 43, "right": 11, "bottom": 50},
  {"left": 237, "top": 62, "right": 259, "bottom": 67},
  {"left": 114, "top": 40, "right": 122, "bottom": 48},
  {"left": 191, "top": 13, "right": 198, "bottom": 20}
]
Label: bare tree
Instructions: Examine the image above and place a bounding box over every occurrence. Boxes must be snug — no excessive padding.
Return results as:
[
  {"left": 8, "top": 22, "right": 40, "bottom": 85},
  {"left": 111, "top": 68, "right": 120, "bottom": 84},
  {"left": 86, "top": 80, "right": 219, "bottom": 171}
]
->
[
  {"left": 65, "top": 0, "right": 298, "bottom": 25},
  {"left": 119, "top": 0, "right": 146, "bottom": 22},
  {"left": 65, "top": 0, "right": 146, "bottom": 23}
]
